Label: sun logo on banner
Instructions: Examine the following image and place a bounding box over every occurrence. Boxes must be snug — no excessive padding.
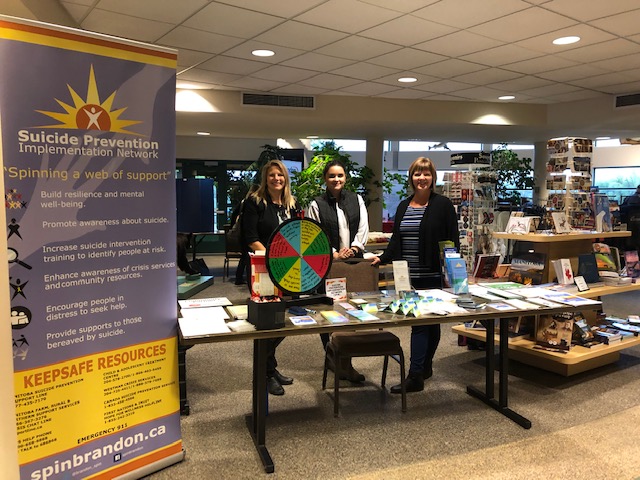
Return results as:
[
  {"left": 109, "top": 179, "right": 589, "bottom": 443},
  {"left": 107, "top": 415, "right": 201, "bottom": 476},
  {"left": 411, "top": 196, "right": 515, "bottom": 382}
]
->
[{"left": 36, "top": 65, "right": 142, "bottom": 134}]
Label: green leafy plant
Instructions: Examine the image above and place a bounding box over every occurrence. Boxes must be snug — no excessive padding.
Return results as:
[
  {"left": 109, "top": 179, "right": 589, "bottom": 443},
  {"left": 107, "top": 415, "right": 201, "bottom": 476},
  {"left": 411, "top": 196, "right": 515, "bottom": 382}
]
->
[
  {"left": 290, "top": 140, "right": 375, "bottom": 208},
  {"left": 374, "top": 168, "right": 408, "bottom": 209},
  {"left": 490, "top": 143, "right": 534, "bottom": 204}
]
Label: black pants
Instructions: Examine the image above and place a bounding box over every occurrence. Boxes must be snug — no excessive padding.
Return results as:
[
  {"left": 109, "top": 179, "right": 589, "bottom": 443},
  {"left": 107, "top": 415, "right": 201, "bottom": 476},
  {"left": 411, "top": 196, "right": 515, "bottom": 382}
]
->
[{"left": 408, "top": 274, "right": 443, "bottom": 375}]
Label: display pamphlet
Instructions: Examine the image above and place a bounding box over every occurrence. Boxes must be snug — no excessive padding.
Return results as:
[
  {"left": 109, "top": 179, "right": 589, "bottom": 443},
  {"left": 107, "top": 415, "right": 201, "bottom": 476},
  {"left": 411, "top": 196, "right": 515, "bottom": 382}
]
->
[{"left": 325, "top": 277, "right": 347, "bottom": 302}]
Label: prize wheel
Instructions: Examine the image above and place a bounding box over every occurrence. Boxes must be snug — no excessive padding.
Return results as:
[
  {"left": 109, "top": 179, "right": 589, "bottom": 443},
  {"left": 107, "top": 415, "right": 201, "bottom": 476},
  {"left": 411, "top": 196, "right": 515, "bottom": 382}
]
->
[{"left": 265, "top": 217, "right": 332, "bottom": 295}]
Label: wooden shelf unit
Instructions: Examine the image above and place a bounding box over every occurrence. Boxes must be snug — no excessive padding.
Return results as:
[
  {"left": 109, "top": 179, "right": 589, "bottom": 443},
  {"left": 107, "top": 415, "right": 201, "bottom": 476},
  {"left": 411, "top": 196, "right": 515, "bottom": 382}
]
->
[
  {"left": 459, "top": 229, "right": 637, "bottom": 375},
  {"left": 493, "top": 231, "right": 631, "bottom": 283}
]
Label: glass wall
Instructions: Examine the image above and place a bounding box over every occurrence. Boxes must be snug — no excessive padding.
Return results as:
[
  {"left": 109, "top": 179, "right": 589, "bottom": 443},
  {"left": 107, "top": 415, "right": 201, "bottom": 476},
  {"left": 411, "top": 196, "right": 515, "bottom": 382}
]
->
[{"left": 593, "top": 166, "right": 640, "bottom": 203}]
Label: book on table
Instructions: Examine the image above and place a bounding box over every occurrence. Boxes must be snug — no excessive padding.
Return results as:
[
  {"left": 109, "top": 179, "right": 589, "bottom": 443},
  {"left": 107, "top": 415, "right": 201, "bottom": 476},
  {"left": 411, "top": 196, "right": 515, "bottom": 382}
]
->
[
  {"left": 551, "top": 258, "right": 574, "bottom": 285},
  {"left": 472, "top": 253, "right": 501, "bottom": 279},
  {"left": 445, "top": 256, "right": 469, "bottom": 294},
  {"left": 592, "top": 243, "right": 619, "bottom": 279},
  {"left": 624, "top": 250, "right": 640, "bottom": 278},
  {"left": 577, "top": 253, "right": 600, "bottom": 283},
  {"left": 509, "top": 251, "right": 546, "bottom": 285},
  {"left": 320, "top": 311, "right": 350, "bottom": 324},
  {"left": 535, "top": 312, "right": 575, "bottom": 351}
]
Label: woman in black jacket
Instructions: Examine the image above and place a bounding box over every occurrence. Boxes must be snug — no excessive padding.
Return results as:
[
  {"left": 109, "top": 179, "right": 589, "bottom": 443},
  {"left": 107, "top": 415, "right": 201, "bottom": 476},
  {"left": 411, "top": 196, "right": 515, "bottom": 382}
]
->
[
  {"left": 242, "top": 159, "right": 299, "bottom": 396},
  {"left": 372, "top": 157, "right": 459, "bottom": 393}
]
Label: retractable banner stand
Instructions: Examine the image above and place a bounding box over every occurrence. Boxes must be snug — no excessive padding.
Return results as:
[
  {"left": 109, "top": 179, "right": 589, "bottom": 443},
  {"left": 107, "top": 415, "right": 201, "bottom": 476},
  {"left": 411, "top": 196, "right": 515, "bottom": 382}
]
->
[{"left": 0, "top": 16, "right": 182, "bottom": 479}]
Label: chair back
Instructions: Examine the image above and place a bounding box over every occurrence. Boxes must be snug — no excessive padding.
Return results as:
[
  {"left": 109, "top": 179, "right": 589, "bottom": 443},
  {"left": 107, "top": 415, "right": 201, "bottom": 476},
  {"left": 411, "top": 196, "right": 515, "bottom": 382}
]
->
[
  {"left": 327, "top": 259, "right": 378, "bottom": 292},
  {"left": 224, "top": 224, "right": 243, "bottom": 257}
]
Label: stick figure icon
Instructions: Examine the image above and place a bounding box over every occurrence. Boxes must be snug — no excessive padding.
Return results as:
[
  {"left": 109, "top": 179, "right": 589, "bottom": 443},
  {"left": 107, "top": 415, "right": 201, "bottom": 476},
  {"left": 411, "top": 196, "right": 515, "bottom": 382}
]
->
[
  {"left": 8, "top": 218, "right": 22, "bottom": 239},
  {"left": 10, "top": 278, "right": 28, "bottom": 300}
]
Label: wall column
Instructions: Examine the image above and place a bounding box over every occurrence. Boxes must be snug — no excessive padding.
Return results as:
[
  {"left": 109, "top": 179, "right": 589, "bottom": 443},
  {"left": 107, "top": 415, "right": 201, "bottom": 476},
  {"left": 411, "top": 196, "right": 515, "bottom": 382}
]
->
[
  {"left": 533, "top": 141, "right": 548, "bottom": 206},
  {"left": 366, "top": 136, "right": 384, "bottom": 231}
]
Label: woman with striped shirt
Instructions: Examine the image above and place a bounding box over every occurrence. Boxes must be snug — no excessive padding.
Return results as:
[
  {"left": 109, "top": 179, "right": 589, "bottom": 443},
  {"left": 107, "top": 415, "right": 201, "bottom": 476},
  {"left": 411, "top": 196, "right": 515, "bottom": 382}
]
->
[{"left": 372, "top": 157, "right": 459, "bottom": 393}]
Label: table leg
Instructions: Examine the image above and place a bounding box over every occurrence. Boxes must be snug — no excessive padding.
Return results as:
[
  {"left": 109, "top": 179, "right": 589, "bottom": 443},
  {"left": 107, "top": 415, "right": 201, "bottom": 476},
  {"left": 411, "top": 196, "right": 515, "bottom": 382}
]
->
[
  {"left": 245, "top": 338, "right": 274, "bottom": 473},
  {"left": 466, "top": 316, "right": 532, "bottom": 429}
]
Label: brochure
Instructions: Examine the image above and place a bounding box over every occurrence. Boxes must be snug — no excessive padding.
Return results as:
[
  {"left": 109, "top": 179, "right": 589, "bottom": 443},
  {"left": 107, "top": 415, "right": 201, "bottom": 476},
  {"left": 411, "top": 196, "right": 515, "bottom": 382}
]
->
[{"left": 290, "top": 315, "right": 317, "bottom": 326}]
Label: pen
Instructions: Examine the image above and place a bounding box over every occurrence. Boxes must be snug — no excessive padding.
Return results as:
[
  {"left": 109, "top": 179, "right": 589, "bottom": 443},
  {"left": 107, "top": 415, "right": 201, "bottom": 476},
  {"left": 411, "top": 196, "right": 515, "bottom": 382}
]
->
[{"left": 305, "top": 308, "right": 316, "bottom": 314}]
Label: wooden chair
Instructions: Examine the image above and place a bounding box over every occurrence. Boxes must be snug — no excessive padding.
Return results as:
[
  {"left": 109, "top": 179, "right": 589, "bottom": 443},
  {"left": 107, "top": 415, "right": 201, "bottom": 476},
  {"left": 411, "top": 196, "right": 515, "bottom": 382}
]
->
[
  {"left": 321, "top": 259, "right": 406, "bottom": 416},
  {"left": 223, "top": 224, "right": 243, "bottom": 281}
]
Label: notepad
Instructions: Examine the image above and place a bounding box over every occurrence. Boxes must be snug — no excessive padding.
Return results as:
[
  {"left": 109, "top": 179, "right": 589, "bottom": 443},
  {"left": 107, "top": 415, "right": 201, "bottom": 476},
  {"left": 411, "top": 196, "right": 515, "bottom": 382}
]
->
[{"left": 320, "top": 311, "right": 350, "bottom": 324}]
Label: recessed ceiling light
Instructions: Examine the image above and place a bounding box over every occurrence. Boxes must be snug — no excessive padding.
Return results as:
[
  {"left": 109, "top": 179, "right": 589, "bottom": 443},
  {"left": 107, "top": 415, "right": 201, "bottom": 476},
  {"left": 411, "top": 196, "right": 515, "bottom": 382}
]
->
[
  {"left": 252, "top": 49, "right": 275, "bottom": 57},
  {"left": 307, "top": 135, "right": 319, "bottom": 139},
  {"left": 196, "top": 132, "right": 210, "bottom": 136},
  {"left": 398, "top": 77, "right": 417, "bottom": 83},
  {"left": 498, "top": 95, "right": 515, "bottom": 100},
  {"left": 596, "top": 136, "right": 610, "bottom": 140},
  {"left": 553, "top": 36, "right": 580, "bottom": 45}
]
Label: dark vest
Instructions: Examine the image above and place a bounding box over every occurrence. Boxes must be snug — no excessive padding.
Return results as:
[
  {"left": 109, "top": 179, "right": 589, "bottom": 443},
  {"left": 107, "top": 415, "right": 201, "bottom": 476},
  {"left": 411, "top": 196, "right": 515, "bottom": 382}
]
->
[{"left": 315, "top": 190, "right": 360, "bottom": 251}]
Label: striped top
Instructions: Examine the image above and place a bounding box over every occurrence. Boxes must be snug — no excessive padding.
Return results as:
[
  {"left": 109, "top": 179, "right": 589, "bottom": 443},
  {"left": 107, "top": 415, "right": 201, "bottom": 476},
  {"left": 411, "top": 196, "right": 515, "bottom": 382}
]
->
[{"left": 400, "top": 205, "right": 429, "bottom": 281}]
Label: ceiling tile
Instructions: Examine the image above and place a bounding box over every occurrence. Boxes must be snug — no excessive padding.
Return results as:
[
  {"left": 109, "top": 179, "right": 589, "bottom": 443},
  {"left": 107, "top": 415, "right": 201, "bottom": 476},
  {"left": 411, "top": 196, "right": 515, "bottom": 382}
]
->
[
  {"left": 415, "top": 79, "right": 475, "bottom": 94},
  {"left": 414, "top": 31, "right": 503, "bottom": 57},
  {"left": 183, "top": 2, "right": 283, "bottom": 37},
  {"left": 450, "top": 85, "right": 507, "bottom": 101},
  {"left": 555, "top": 39, "right": 640, "bottom": 63},
  {"left": 544, "top": 90, "right": 608, "bottom": 102},
  {"left": 515, "top": 24, "right": 616, "bottom": 54},
  {"left": 536, "top": 64, "right": 610, "bottom": 82},
  {"left": 592, "top": 53, "right": 640, "bottom": 72},
  {"left": 416, "top": 59, "right": 486, "bottom": 78},
  {"left": 569, "top": 72, "right": 639, "bottom": 89},
  {"left": 358, "top": 0, "right": 440, "bottom": 14},
  {"left": 251, "top": 65, "right": 318, "bottom": 83},
  {"left": 225, "top": 77, "right": 289, "bottom": 91},
  {"left": 379, "top": 88, "right": 434, "bottom": 99},
  {"left": 316, "top": 35, "right": 400, "bottom": 61},
  {"left": 367, "top": 48, "right": 446, "bottom": 70},
  {"left": 454, "top": 68, "right": 523, "bottom": 85},
  {"left": 281, "top": 53, "right": 354, "bottom": 71},
  {"left": 339, "top": 81, "right": 399, "bottom": 96},
  {"left": 270, "top": 84, "right": 330, "bottom": 95},
  {"left": 330, "top": 62, "right": 399, "bottom": 81},
  {"left": 199, "top": 55, "right": 272, "bottom": 75},
  {"left": 461, "top": 44, "right": 543, "bottom": 67},
  {"left": 468, "top": 7, "right": 577, "bottom": 42},
  {"left": 93, "top": 0, "right": 208, "bottom": 24},
  {"left": 299, "top": 73, "right": 362, "bottom": 89},
  {"left": 412, "top": 0, "right": 530, "bottom": 29},
  {"left": 502, "top": 54, "right": 579, "bottom": 74},
  {"left": 81, "top": 9, "right": 174, "bottom": 42},
  {"left": 177, "top": 68, "right": 242, "bottom": 85},
  {"left": 60, "top": 1, "right": 91, "bottom": 22},
  {"left": 359, "top": 15, "right": 456, "bottom": 46},
  {"left": 426, "top": 94, "right": 469, "bottom": 101},
  {"left": 591, "top": 9, "right": 640, "bottom": 37},
  {"left": 253, "top": 21, "right": 348, "bottom": 50},
  {"left": 221, "top": 40, "right": 305, "bottom": 63},
  {"left": 158, "top": 26, "right": 244, "bottom": 54},
  {"left": 295, "top": 0, "right": 401, "bottom": 34},
  {"left": 374, "top": 72, "right": 440, "bottom": 87},
  {"left": 214, "top": 0, "right": 326, "bottom": 18},
  {"left": 177, "top": 49, "right": 214, "bottom": 69},
  {"left": 487, "top": 76, "right": 554, "bottom": 91},
  {"left": 521, "top": 83, "right": 581, "bottom": 97},
  {"left": 542, "top": 0, "right": 640, "bottom": 22},
  {"left": 601, "top": 80, "right": 640, "bottom": 95}
]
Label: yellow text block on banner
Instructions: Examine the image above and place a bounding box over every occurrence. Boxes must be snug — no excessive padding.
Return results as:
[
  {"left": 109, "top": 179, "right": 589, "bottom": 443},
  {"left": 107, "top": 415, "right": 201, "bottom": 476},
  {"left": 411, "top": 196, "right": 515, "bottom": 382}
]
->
[{"left": 14, "top": 338, "right": 179, "bottom": 465}]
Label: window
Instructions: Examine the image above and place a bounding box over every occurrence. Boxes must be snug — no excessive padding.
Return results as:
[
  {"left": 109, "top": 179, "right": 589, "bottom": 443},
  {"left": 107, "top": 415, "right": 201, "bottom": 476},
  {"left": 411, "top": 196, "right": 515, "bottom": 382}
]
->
[{"left": 593, "top": 167, "right": 640, "bottom": 203}]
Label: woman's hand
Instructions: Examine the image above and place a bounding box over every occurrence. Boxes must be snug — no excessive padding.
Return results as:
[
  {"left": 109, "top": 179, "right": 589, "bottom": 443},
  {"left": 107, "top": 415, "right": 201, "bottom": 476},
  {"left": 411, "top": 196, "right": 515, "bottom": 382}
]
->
[
  {"left": 336, "top": 247, "right": 353, "bottom": 259},
  {"left": 370, "top": 256, "right": 381, "bottom": 266}
]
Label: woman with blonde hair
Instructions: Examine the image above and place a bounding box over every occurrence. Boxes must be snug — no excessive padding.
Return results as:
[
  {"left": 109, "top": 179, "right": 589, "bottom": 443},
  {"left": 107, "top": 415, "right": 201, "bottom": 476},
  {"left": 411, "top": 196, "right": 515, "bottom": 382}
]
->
[
  {"left": 242, "top": 159, "right": 299, "bottom": 395},
  {"left": 372, "top": 157, "right": 459, "bottom": 393}
]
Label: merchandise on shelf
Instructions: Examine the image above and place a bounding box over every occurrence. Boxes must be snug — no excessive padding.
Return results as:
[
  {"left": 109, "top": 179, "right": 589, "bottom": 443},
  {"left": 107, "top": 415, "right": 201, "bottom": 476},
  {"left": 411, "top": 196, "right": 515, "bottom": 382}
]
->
[
  {"left": 443, "top": 163, "right": 497, "bottom": 273},
  {"left": 545, "top": 137, "right": 593, "bottom": 230}
]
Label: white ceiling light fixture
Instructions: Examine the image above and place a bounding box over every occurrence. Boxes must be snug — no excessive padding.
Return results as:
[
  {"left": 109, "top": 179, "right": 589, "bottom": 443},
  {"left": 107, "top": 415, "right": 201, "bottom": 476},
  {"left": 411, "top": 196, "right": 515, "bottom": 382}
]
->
[
  {"left": 252, "top": 49, "right": 275, "bottom": 57},
  {"left": 196, "top": 131, "right": 210, "bottom": 136},
  {"left": 398, "top": 77, "right": 417, "bottom": 83},
  {"left": 553, "top": 36, "right": 580, "bottom": 45},
  {"left": 498, "top": 95, "right": 515, "bottom": 100},
  {"left": 307, "top": 135, "right": 319, "bottom": 139}
]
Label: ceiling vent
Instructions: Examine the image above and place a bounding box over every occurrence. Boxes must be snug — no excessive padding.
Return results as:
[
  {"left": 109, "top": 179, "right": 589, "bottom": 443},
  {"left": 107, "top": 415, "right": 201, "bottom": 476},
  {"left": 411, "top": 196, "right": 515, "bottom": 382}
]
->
[
  {"left": 242, "top": 93, "right": 315, "bottom": 109},
  {"left": 614, "top": 93, "right": 640, "bottom": 108}
]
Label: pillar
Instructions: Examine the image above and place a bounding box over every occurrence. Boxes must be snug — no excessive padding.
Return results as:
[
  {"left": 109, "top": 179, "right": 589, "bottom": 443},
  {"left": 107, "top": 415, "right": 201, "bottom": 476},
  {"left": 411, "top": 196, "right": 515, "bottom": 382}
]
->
[{"left": 533, "top": 141, "right": 548, "bottom": 206}]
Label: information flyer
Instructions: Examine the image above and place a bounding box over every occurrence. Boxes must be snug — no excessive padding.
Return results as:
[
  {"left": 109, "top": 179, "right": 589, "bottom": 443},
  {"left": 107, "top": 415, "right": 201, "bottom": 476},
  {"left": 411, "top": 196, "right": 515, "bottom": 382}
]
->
[{"left": 0, "top": 16, "right": 181, "bottom": 479}]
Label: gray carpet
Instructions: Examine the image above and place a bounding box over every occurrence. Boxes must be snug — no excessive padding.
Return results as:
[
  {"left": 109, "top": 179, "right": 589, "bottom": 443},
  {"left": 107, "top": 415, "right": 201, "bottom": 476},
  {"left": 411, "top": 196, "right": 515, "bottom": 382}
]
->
[{"left": 147, "top": 255, "right": 640, "bottom": 480}]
